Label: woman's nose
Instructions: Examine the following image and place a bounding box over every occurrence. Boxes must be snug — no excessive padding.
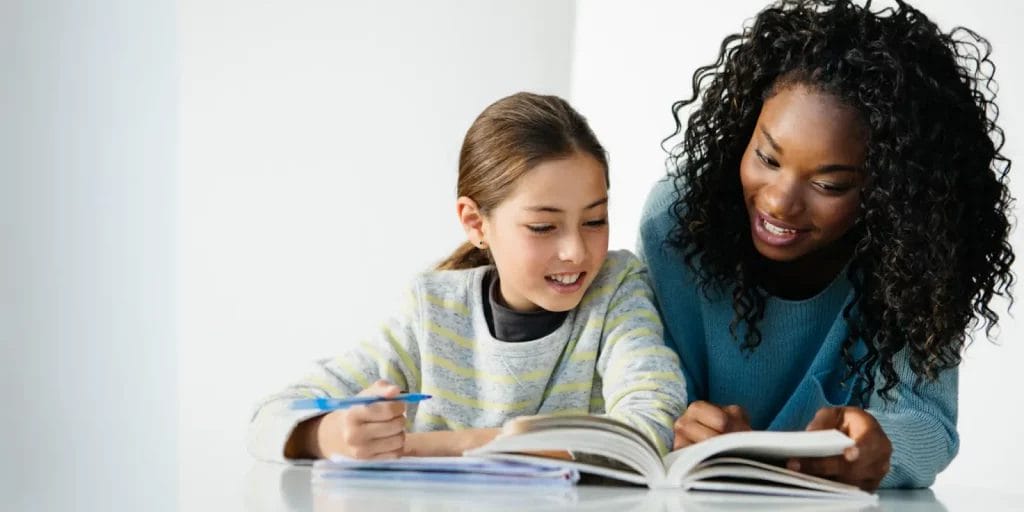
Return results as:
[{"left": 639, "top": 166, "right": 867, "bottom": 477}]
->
[{"left": 760, "top": 176, "right": 804, "bottom": 220}]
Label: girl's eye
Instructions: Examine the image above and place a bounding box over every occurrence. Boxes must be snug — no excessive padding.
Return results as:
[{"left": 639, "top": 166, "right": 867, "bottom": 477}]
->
[
  {"left": 755, "top": 149, "right": 779, "bottom": 168},
  {"left": 526, "top": 224, "right": 555, "bottom": 233},
  {"left": 584, "top": 218, "right": 608, "bottom": 228}
]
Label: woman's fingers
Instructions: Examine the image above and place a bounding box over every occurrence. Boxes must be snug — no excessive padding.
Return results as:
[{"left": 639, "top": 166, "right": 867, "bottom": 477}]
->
[{"left": 788, "top": 454, "right": 844, "bottom": 478}]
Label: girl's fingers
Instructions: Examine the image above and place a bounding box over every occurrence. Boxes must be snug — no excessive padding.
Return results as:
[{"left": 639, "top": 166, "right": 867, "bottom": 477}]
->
[
  {"left": 348, "top": 399, "right": 406, "bottom": 422},
  {"left": 721, "top": 405, "right": 752, "bottom": 431},
  {"left": 367, "top": 432, "right": 406, "bottom": 458},
  {"left": 678, "top": 419, "right": 723, "bottom": 445},
  {"left": 357, "top": 415, "right": 406, "bottom": 440},
  {"left": 685, "top": 401, "right": 731, "bottom": 432}
]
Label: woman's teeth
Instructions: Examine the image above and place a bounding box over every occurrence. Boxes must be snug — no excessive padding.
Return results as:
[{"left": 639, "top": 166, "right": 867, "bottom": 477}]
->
[
  {"left": 547, "top": 273, "right": 581, "bottom": 285},
  {"left": 762, "top": 218, "right": 797, "bottom": 236}
]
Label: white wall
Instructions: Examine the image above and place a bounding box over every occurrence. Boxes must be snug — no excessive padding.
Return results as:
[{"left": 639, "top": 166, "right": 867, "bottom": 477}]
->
[
  {"left": 1, "top": 1, "right": 177, "bottom": 511},
  {"left": 571, "top": 0, "right": 1024, "bottom": 492},
  {"left": 178, "top": 1, "right": 575, "bottom": 508}
]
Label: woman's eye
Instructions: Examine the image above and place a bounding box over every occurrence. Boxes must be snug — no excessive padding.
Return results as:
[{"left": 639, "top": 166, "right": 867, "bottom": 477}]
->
[
  {"left": 815, "top": 182, "right": 851, "bottom": 194},
  {"left": 755, "top": 149, "right": 779, "bottom": 167},
  {"left": 526, "top": 224, "right": 555, "bottom": 233},
  {"left": 584, "top": 218, "right": 608, "bottom": 228}
]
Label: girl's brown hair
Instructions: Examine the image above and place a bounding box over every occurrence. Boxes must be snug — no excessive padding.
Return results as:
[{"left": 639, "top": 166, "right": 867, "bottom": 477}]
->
[{"left": 436, "top": 92, "right": 608, "bottom": 270}]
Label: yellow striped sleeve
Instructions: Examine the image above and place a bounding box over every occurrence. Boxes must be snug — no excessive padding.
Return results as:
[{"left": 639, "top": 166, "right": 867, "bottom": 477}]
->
[
  {"left": 308, "top": 375, "right": 346, "bottom": 396},
  {"left": 608, "top": 286, "right": 654, "bottom": 313},
  {"left": 382, "top": 324, "right": 421, "bottom": 389},
  {"left": 604, "top": 382, "right": 665, "bottom": 412},
  {"left": 615, "top": 413, "right": 668, "bottom": 455},
  {"left": 328, "top": 357, "right": 371, "bottom": 390},
  {"left": 605, "top": 327, "right": 659, "bottom": 351},
  {"left": 359, "top": 341, "right": 408, "bottom": 391},
  {"left": 570, "top": 350, "right": 597, "bottom": 363},
  {"left": 604, "top": 308, "right": 660, "bottom": 333}
]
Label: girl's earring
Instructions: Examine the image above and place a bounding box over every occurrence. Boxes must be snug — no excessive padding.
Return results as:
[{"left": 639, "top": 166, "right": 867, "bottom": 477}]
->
[{"left": 478, "top": 241, "right": 487, "bottom": 249}]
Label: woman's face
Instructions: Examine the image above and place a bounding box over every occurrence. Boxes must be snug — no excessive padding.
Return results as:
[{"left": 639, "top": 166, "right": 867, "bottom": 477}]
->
[{"left": 739, "top": 84, "right": 868, "bottom": 263}]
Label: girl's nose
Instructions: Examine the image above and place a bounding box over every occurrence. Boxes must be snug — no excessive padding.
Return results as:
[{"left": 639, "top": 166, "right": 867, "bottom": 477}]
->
[{"left": 559, "top": 231, "right": 586, "bottom": 264}]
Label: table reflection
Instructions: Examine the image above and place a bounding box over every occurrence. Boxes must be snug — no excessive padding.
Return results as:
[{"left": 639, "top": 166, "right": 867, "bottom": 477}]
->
[{"left": 244, "top": 462, "right": 947, "bottom": 512}]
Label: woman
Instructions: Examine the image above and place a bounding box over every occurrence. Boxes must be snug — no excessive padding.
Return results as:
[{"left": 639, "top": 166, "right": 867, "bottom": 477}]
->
[{"left": 639, "top": 0, "right": 1013, "bottom": 490}]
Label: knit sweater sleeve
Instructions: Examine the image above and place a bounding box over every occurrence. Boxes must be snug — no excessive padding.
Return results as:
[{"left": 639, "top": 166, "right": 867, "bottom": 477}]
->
[
  {"left": 245, "top": 282, "right": 424, "bottom": 463},
  {"left": 867, "top": 348, "right": 959, "bottom": 488},
  {"left": 595, "top": 253, "right": 689, "bottom": 456}
]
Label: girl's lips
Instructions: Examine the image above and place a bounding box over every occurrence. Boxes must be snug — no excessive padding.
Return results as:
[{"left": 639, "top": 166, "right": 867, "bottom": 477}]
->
[{"left": 752, "top": 212, "right": 810, "bottom": 247}]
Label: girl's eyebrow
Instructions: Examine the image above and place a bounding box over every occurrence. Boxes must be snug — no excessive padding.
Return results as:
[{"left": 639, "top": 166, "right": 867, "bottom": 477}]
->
[{"left": 524, "top": 197, "right": 608, "bottom": 213}]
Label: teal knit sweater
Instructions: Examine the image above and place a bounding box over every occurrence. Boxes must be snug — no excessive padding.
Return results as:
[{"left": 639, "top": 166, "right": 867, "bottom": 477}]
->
[{"left": 638, "top": 178, "right": 958, "bottom": 489}]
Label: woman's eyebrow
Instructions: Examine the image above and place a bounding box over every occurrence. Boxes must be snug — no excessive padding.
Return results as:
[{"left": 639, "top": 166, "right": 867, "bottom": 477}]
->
[
  {"left": 761, "top": 127, "right": 784, "bottom": 154},
  {"left": 762, "top": 127, "right": 861, "bottom": 174}
]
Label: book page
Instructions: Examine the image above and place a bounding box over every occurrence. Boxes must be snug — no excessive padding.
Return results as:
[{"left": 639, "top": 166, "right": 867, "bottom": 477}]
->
[
  {"left": 467, "top": 427, "right": 665, "bottom": 482},
  {"left": 663, "top": 429, "right": 853, "bottom": 484}
]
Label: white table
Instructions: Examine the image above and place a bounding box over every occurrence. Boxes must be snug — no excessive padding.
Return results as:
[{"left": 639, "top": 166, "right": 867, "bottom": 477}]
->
[{"left": 239, "top": 462, "right": 1023, "bottom": 512}]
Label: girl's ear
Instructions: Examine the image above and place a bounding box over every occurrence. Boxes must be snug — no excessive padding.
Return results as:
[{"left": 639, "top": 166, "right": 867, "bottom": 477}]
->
[{"left": 456, "top": 196, "right": 487, "bottom": 246}]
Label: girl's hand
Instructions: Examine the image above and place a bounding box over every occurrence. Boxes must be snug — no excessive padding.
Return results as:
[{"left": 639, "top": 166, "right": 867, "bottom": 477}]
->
[
  {"left": 314, "top": 380, "right": 408, "bottom": 460},
  {"left": 789, "top": 406, "right": 892, "bottom": 491},
  {"left": 404, "top": 428, "right": 502, "bottom": 457},
  {"left": 673, "top": 400, "right": 752, "bottom": 449}
]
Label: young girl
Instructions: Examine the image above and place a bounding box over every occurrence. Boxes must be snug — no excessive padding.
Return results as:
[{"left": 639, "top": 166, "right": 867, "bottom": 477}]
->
[
  {"left": 248, "top": 92, "right": 687, "bottom": 462},
  {"left": 640, "top": 0, "right": 1013, "bottom": 490}
]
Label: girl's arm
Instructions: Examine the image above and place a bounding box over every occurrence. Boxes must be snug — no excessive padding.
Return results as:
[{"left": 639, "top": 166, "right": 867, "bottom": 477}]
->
[
  {"left": 246, "top": 284, "right": 424, "bottom": 462},
  {"left": 403, "top": 428, "right": 502, "bottom": 457},
  {"left": 595, "top": 254, "right": 689, "bottom": 456}
]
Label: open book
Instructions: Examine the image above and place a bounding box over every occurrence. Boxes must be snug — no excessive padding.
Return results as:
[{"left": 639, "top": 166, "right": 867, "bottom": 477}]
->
[{"left": 465, "top": 414, "right": 876, "bottom": 501}]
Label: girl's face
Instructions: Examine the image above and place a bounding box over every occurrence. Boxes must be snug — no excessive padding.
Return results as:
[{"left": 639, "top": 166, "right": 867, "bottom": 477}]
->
[
  {"left": 482, "top": 152, "right": 609, "bottom": 312},
  {"left": 739, "top": 84, "right": 867, "bottom": 264}
]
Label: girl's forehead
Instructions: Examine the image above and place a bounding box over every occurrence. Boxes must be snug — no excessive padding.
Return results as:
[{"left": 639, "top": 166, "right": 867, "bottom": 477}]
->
[{"left": 498, "top": 153, "right": 609, "bottom": 211}]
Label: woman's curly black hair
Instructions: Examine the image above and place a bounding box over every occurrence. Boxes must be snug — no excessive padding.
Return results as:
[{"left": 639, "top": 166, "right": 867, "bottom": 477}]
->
[{"left": 665, "top": 0, "right": 1014, "bottom": 402}]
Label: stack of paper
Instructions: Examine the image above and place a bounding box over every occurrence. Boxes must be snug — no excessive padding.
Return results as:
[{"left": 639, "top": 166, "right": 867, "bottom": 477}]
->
[{"left": 313, "top": 456, "right": 580, "bottom": 486}]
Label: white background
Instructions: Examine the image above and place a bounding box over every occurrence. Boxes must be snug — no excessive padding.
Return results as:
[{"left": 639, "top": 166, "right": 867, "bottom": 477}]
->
[
  {"left": 3, "top": 1, "right": 1020, "bottom": 510},
  {"left": 3, "top": 0, "right": 177, "bottom": 510}
]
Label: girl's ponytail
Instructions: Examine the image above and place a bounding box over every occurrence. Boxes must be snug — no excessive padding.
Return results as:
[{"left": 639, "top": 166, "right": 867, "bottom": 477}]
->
[{"left": 436, "top": 241, "right": 491, "bottom": 271}]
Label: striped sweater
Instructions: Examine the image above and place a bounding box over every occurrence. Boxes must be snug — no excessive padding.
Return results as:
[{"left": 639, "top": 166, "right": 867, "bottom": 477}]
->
[{"left": 247, "top": 250, "right": 688, "bottom": 461}]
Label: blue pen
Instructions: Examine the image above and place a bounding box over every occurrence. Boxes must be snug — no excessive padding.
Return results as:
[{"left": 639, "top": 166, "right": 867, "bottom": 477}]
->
[{"left": 290, "top": 393, "right": 432, "bottom": 411}]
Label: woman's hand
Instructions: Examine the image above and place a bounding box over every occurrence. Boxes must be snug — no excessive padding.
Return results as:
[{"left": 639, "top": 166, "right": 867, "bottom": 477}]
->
[
  {"left": 789, "top": 406, "right": 892, "bottom": 491},
  {"left": 289, "top": 380, "right": 408, "bottom": 460},
  {"left": 673, "top": 400, "right": 752, "bottom": 449}
]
